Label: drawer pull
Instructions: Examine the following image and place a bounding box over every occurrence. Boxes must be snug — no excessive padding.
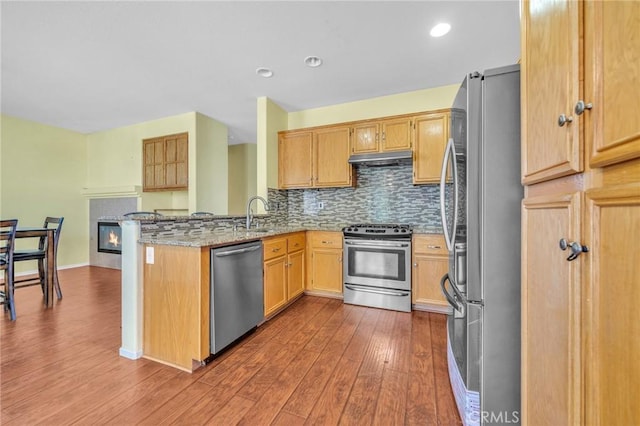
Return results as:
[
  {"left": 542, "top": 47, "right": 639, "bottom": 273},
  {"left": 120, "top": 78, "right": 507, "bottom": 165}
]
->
[
  {"left": 427, "top": 245, "right": 442, "bottom": 249},
  {"left": 321, "top": 240, "right": 333, "bottom": 244},
  {"left": 272, "top": 247, "right": 281, "bottom": 252}
]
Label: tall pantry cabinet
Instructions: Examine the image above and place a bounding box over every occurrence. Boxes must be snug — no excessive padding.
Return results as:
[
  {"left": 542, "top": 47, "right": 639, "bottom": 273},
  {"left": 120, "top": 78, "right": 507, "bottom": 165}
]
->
[{"left": 520, "top": 1, "right": 640, "bottom": 425}]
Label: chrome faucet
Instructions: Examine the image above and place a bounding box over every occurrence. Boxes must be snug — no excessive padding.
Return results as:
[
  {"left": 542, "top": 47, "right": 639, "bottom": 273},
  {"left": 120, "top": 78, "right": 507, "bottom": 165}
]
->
[{"left": 246, "top": 196, "right": 270, "bottom": 230}]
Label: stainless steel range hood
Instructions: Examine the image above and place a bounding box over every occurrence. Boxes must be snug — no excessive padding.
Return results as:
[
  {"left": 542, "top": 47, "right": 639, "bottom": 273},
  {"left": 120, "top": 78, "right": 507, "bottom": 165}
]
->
[{"left": 348, "top": 150, "right": 413, "bottom": 166}]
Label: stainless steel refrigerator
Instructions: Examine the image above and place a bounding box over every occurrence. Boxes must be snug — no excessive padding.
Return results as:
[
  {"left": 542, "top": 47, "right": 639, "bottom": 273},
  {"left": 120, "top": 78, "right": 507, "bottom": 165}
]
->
[{"left": 439, "top": 64, "right": 522, "bottom": 426}]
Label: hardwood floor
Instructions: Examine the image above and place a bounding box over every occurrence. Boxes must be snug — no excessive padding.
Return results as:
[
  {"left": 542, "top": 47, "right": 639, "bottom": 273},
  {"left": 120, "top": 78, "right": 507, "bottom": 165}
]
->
[{"left": 1, "top": 266, "right": 461, "bottom": 425}]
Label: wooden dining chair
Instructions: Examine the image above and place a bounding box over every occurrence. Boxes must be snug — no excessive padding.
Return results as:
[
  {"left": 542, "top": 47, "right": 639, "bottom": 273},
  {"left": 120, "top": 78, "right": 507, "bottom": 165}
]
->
[
  {"left": 14, "top": 216, "right": 64, "bottom": 299},
  {"left": 1, "top": 219, "right": 19, "bottom": 320}
]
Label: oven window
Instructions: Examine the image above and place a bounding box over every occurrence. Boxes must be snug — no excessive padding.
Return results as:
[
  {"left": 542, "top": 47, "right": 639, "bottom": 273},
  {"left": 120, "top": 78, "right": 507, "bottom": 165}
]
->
[{"left": 348, "top": 248, "right": 406, "bottom": 281}]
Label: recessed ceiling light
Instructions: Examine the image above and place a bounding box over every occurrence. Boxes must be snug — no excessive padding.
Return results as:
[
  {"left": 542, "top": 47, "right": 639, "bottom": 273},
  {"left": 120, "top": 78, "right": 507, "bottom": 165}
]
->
[
  {"left": 304, "top": 56, "right": 323, "bottom": 67},
  {"left": 256, "top": 67, "right": 273, "bottom": 78},
  {"left": 430, "top": 23, "right": 451, "bottom": 37}
]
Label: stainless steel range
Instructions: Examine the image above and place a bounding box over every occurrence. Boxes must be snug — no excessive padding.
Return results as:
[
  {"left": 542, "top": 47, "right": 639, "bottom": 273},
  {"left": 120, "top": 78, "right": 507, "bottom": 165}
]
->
[{"left": 342, "top": 223, "right": 413, "bottom": 312}]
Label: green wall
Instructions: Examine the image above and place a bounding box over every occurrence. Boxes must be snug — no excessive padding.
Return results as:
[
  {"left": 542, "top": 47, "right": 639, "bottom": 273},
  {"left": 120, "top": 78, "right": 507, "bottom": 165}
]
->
[
  {"left": 287, "top": 84, "right": 460, "bottom": 129},
  {"left": 228, "top": 143, "right": 257, "bottom": 215},
  {"left": 1, "top": 115, "right": 89, "bottom": 272}
]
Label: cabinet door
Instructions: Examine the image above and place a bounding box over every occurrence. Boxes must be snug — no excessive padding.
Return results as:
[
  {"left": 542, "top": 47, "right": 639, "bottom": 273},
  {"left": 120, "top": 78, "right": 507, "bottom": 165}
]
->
[
  {"left": 314, "top": 126, "right": 353, "bottom": 188},
  {"left": 521, "top": 192, "right": 581, "bottom": 425},
  {"left": 164, "top": 133, "right": 188, "bottom": 189},
  {"left": 583, "top": 183, "right": 640, "bottom": 425},
  {"left": 413, "top": 112, "right": 448, "bottom": 184},
  {"left": 143, "top": 138, "right": 165, "bottom": 191},
  {"left": 351, "top": 122, "right": 379, "bottom": 154},
  {"left": 287, "top": 249, "right": 305, "bottom": 300},
  {"left": 380, "top": 117, "right": 412, "bottom": 151},
  {"left": 310, "top": 248, "right": 343, "bottom": 294},
  {"left": 585, "top": 1, "right": 640, "bottom": 168},
  {"left": 521, "top": 0, "right": 582, "bottom": 184},
  {"left": 264, "top": 255, "right": 288, "bottom": 317},
  {"left": 412, "top": 254, "right": 448, "bottom": 309},
  {"left": 279, "top": 131, "right": 313, "bottom": 189}
]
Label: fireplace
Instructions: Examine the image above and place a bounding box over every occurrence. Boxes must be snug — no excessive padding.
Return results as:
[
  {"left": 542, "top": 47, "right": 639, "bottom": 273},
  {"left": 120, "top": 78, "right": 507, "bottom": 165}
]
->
[{"left": 97, "top": 221, "right": 122, "bottom": 254}]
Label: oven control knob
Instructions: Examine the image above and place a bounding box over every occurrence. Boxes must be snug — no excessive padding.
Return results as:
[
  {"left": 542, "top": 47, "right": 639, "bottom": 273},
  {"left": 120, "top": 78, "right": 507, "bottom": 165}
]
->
[
  {"left": 394, "top": 229, "right": 399, "bottom": 232},
  {"left": 401, "top": 229, "right": 406, "bottom": 232},
  {"left": 354, "top": 227, "right": 358, "bottom": 231}
]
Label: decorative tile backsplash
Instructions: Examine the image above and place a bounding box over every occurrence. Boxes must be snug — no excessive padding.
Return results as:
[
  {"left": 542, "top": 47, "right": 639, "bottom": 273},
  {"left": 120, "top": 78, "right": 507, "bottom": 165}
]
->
[{"left": 268, "top": 164, "right": 443, "bottom": 231}]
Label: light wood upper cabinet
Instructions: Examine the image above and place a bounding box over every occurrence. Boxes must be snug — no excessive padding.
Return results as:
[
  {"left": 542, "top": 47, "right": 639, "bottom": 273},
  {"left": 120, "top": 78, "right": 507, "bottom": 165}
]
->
[
  {"left": 278, "top": 130, "right": 313, "bottom": 189},
  {"left": 352, "top": 122, "right": 379, "bottom": 154},
  {"left": 278, "top": 127, "right": 353, "bottom": 189},
  {"left": 351, "top": 117, "right": 412, "bottom": 155},
  {"left": 314, "top": 126, "right": 353, "bottom": 188},
  {"left": 380, "top": 117, "right": 413, "bottom": 151},
  {"left": 584, "top": 1, "right": 640, "bottom": 168},
  {"left": 521, "top": 192, "right": 582, "bottom": 426},
  {"left": 413, "top": 112, "right": 449, "bottom": 184},
  {"left": 522, "top": 0, "right": 640, "bottom": 184},
  {"left": 521, "top": 0, "right": 582, "bottom": 184},
  {"left": 143, "top": 132, "right": 189, "bottom": 191}
]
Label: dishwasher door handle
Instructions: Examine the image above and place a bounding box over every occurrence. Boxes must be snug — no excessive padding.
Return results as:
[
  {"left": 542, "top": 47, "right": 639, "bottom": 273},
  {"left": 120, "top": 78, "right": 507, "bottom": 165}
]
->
[{"left": 214, "top": 245, "right": 261, "bottom": 257}]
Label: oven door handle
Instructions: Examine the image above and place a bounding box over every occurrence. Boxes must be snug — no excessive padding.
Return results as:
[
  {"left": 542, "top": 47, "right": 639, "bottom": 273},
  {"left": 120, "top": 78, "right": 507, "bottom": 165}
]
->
[
  {"left": 344, "top": 285, "right": 409, "bottom": 297},
  {"left": 344, "top": 240, "right": 409, "bottom": 248}
]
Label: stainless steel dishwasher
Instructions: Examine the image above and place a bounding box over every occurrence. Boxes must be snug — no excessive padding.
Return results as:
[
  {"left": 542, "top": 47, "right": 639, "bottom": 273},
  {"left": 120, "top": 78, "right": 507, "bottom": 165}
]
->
[{"left": 210, "top": 240, "right": 263, "bottom": 355}]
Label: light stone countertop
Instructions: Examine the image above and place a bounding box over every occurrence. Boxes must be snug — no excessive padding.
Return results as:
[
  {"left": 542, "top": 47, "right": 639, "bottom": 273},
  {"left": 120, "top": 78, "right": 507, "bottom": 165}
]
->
[{"left": 138, "top": 226, "right": 337, "bottom": 248}]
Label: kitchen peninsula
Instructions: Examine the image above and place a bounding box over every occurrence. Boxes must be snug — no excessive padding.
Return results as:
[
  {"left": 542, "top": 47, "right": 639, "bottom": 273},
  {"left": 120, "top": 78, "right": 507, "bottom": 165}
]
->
[{"left": 117, "top": 214, "right": 337, "bottom": 371}]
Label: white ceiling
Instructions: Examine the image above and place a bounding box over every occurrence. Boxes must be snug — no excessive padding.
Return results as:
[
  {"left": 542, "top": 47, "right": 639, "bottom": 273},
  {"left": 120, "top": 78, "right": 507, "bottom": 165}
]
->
[{"left": 1, "top": 1, "right": 520, "bottom": 144}]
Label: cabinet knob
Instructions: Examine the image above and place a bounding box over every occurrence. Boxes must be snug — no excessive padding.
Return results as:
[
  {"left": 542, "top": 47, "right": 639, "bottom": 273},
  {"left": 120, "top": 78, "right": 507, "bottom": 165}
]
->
[
  {"left": 338, "top": 257, "right": 342, "bottom": 262},
  {"left": 413, "top": 263, "right": 418, "bottom": 267},
  {"left": 559, "top": 238, "right": 589, "bottom": 261},
  {"left": 574, "top": 100, "right": 593, "bottom": 115},
  {"left": 558, "top": 114, "right": 573, "bottom": 127}
]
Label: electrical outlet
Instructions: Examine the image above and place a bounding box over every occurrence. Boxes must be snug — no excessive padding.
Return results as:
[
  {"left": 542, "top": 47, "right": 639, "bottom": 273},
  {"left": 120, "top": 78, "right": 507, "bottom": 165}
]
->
[{"left": 318, "top": 201, "right": 324, "bottom": 210}]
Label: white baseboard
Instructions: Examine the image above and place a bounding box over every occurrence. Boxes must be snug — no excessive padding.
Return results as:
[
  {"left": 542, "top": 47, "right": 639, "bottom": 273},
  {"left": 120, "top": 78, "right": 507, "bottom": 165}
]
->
[
  {"left": 119, "top": 347, "right": 143, "bottom": 359},
  {"left": 15, "top": 262, "right": 90, "bottom": 277}
]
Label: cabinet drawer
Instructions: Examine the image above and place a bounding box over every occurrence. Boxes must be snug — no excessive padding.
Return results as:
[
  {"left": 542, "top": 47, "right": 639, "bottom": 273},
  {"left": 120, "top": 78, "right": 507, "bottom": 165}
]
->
[
  {"left": 287, "top": 233, "right": 306, "bottom": 252},
  {"left": 413, "top": 234, "right": 447, "bottom": 255},
  {"left": 308, "top": 231, "right": 342, "bottom": 248},
  {"left": 263, "top": 237, "right": 287, "bottom": 260}
]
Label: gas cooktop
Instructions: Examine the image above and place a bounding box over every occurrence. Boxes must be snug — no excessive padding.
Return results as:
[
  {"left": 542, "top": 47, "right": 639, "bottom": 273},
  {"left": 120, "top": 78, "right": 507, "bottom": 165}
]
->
[{"left": 342, "top": 223, "right": 413, "bottom": 237}]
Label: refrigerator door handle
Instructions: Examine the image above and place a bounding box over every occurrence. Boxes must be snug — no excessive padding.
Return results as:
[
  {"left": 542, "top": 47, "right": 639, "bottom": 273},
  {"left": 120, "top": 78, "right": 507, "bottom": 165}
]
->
[
  {"left": 439, "top": 137, "right": 459, "bottom": 251},
  {"left": 440, "top": 273, "right": 465, "bottom": 316}
]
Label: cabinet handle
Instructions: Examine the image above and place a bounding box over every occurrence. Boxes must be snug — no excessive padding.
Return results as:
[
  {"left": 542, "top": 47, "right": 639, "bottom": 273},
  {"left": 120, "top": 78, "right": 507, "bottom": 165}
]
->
[
  {"left": 427, "top": 245, "right": 442, "bottom": 249},
  {"left": 272, "top": 247, "right": 281, "bottom": 252},
  {"left": 382, "top": 132, "right": 386, "bottom": 141},
  {"left": 558, "top": 114, "right": 573, "bottom": 127},
  {"left": 559, "top": 238, "right": 589, "bottom": 261},
  {"left": 413, "top": 263, "right": 418, "bottom": 267},
  {"left": 574, "top": 100, "right": 593, "bottom": 115},
  {"left": 321, "top": 240, "right": 333, "bottom": 244},
  {"left": 338, "top": 257, "right": 342, "bottom": 262}
]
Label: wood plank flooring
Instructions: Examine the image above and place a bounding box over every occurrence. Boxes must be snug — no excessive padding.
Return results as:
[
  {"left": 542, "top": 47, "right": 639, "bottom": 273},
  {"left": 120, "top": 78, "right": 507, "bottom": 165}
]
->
[{"left": 1, "top": 266, "right": 461, "bottom": 425}]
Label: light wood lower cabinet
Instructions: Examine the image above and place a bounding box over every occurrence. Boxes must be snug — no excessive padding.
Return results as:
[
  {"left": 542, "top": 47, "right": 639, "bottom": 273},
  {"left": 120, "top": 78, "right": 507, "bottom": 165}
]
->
[
  {"left": 521, "top": 192, "right": 582, "bottom": 425},
  {"left": 583, "top": 182, "right": 640, "bottom": 425},
  {"left": 306, "top": 231, "right": 343, "bottom": 296},
  {"left": 143, "top": 244, "right": 209, "bottom": 372},
  {"left": 411, "top": 234, "right": 450, "bottom": 313},
  {"left": 263, "top": 232, "right": 306, "bottom": 317}
]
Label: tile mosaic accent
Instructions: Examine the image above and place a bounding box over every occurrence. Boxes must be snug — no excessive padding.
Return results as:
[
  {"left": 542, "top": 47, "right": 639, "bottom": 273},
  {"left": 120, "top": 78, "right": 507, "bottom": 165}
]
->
[
  {"left": 270, "top": 164, "right": 443, "bottom": 231},
  {"left": 133, "top": 165, "right": 445, "bottom": 240}
]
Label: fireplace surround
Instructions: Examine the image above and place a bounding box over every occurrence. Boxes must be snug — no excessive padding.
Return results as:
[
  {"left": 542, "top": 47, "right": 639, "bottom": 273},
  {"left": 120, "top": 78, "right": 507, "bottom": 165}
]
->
[{"left": 97, "top": 221, "right": 122, "bottom": 254}]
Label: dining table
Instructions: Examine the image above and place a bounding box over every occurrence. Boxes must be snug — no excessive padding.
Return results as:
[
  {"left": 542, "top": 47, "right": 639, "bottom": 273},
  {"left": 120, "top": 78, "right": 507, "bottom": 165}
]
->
[{"left": 15, "top": 227, "right": 57, "bottom": 307}]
